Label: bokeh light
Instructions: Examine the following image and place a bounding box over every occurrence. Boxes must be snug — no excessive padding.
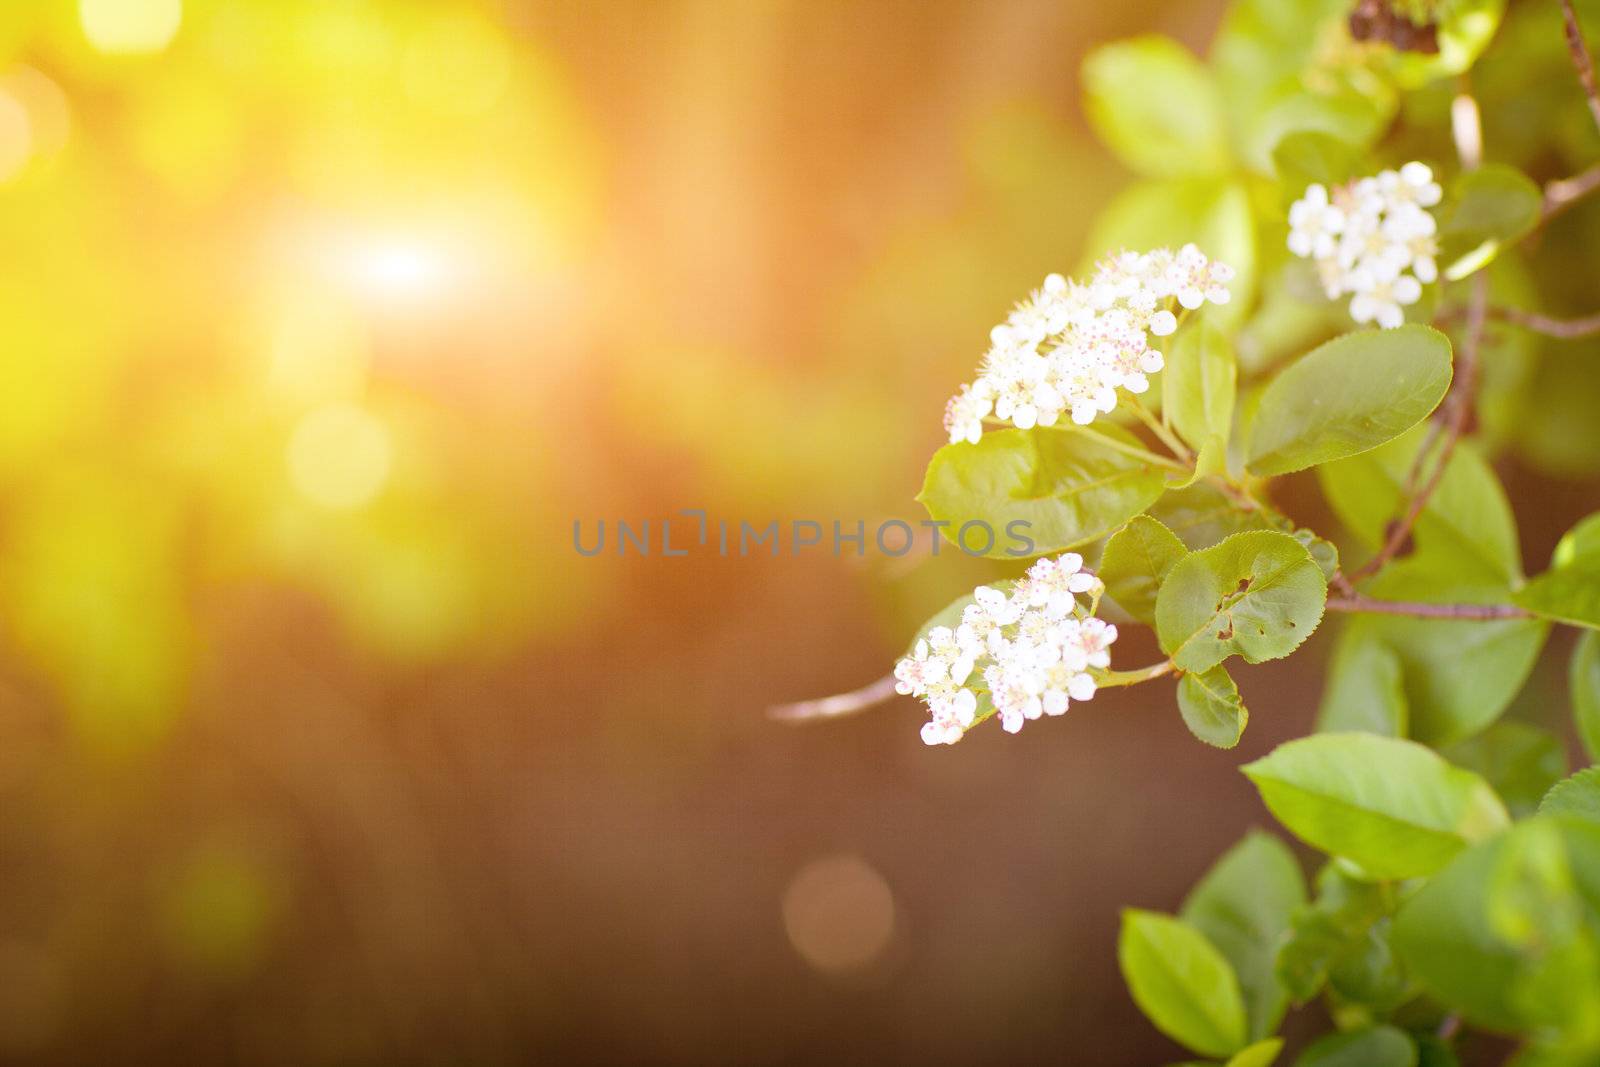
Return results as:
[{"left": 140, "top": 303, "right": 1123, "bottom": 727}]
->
[
  {"left": 286, "top": 404, "right": 392, "bottom": 509},
  {"left": 79, "top": 0, "right": 183, "bottom": 55},
  {"left": 782, "top": 855, "right": 897, "bottom": 974}
]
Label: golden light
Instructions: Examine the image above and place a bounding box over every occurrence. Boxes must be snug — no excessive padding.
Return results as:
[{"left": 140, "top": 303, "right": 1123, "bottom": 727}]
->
[
  {"left": 238, "top": 287, "right": 370, "bottom": 405},
  {"left": 0, "top": 90, "right": 31, "bottom": 184},
  {"left": 285, "top": 403, "right": 392, "bottom": 510},
  {"left": 403, "top": 10, "right": 511, "bottom": 116},
  {"left": 0, "top": 67, "right": 69, "bottom": 167},
  {"left": 348, "top": 239, "right": 450, "bottom": 300},
  {"left": 781, "top": 855, "right": 896, "bottom": 974},
  {"left": 79, "top": 0, "right": 183, "bottom": 55}
]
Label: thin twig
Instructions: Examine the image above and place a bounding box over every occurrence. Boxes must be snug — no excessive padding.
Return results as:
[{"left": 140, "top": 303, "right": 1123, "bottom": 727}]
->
[
  {"left": 1094, "top": 661, "right": 1175, "bottom": 688},
  {"left": 1564, "top": 0, "right": 1600, "bottom": 135},
  {"left": 1327, "top": 595, "right": 1531, "bottom": 621},
  {"left": 1350, "top": 272, "right": 1488, "bottom": 582},
  {"left": 768, "top": 674, "right": 900, "bottom": 723},
  {"left": 1486, "top": 304, "right": 1600, "bottom": 338},
  {"left": 1122, "top": 395, "right": 1194, "bottom": 463},
  {"left": 1543, "top": 162, "right": 1600, "bottom": 222}
]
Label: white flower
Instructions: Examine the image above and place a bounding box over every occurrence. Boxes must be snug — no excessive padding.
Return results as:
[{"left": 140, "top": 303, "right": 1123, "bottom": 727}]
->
[
  {"left": 894, "top": 639, "right": 948, "bottom": 697},
  {"left": 899, "top": 554, "right": 1119, "bottom": 746},
  {"left": 1286, "top": 162, "right": 1441, "bottom": 329},
  {"left": 941, "top": 245, "right": 1233, "bottom": 441},
  {"left": 943, "top": 383, "right": 990, "bottom": 445},
  {"left": 1288, "top": 183, "right": 1348, "bottom": 259}
]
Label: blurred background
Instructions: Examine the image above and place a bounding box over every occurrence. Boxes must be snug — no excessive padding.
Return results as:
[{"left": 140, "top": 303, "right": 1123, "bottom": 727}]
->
[{"left": 0, "top": 0, "right": 1595, "bottom": 1064}]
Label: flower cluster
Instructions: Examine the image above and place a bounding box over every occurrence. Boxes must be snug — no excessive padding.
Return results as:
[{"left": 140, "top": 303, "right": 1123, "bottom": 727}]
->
[
  {"left": 1286, "top": 161, "right": 1443, "bottom": 330},
  {"left": 894, "top": 552, "right": 1118, "bottom": 746},
  {"left": 943, "top": 246, "right": 1235, "bottom": 445}
]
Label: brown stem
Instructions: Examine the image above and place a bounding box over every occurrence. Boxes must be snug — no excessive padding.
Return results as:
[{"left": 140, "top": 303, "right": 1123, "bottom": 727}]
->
[
  {"left": 1327, "top": 595, "right": 1531, "bottom": 621},
  {"left": 1350, "top": 272, "right": 1488, "bottom": 582},
  {"left": 1487, "top": 304, "right": 1600, "bottom": 339},
  {"left": 768, "top": 674, "right": 899, "bottom": 722},
  {"left": 1564, "top": 0, "right": 1600, "bottom": 136},
  {"left": 1544, "top": 162, "right": 1600, "bottom": 222}
]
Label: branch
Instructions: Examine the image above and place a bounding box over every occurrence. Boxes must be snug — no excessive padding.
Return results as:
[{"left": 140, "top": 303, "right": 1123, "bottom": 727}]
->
[
  {"left": 1486, "top": 304, "right": 1600, "bottom": 339},
  {"left": 1564, "top": 0, "right": 1600, "bottom": 136},
  {"left": 1543, "top": 162, "right": 1600, "bottom": 222},
  {"left": 768, "top": 674, "right": 899, "bottom": 723},
  {"left": 1094, "top": 660, "right": 1175, "bottom": 687},
  {"left": 1326, "top": 595, "right": 1532, "bottom": 621},
  {"left": 1349, "top": 271, "right": 1488, "bottom": 582}
]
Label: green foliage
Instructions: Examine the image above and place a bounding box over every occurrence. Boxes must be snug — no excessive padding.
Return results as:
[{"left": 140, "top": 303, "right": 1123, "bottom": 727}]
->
[
  {"left": 1271, "top": 131, "right": 1362, "bottom": 191},
  {"left": 1572, "top": 631, "right": 1600, "bottom": 764},
  {"left": 1241, "top": 733, "right": 1510, "bottom": 879},
  {"left": 1392, "top": 818, "right": 1600, "bottom": 1044},
  {"left": 1165, "top": 323, "right": 1238, "bottom": 477},
  {"left": 1515, "top": 514, "right": 1600, "bottom": 629},
  {"left": 1084, "top": 37, "right": 1231, "bottom": 179},
  {"left": 1438, "top": 163, "right": 1543, "bottom": 280},
  {"left": 1541, "top": 769, "right": 1600, "bottom": 822},
  {"left": 1120, "top": 908, "right": 1250, "bottom": 1058},
  {"left": 1331, "top": 570, "right": 1548, "bottom": 747},
  {"left": 1228, "top": 1038, "right": 1286, "bottom": 1067},
  {"left": 1319, "top": 427, "right": 1522, "bottom": 583},
  {"left": 1181, "top": 832, "right": 1306, "bottom": 1039},
  {"left": 1100, "top": 515, "right": 1188, "bottom": 625},
  {"left": 1317, "top": 626, "right": 1408, "bottom": 736},
  {"left": 888, "top": 0, "right": 1600, "bottom": 1059},
  {"left": 1291, "top": 1026, "right": 1416, "bottom": 1067},
  {"left": 917, "top": 426, "right": 1166, "bottom": 558},
  {"left": 1155, "top": 530, "right": 1326, "bottom": 673},
  {"left": 1444, "top": 721, "right": 1567, "bottom": 819},
  {"left": 1276, "top": 862, "right": 1393, "bottom": 1005},
  {"left": 1179, "top": 665, "right": 1249, "bottom": 748},
  {"left": 1244, "top": 326, "right": 1453, "bottom": 477}
]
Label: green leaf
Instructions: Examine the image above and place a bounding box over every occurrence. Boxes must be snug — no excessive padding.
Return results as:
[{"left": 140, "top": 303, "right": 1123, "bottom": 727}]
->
[
  {"left": 1083, "top": 36, "right": 1231, "bottom": 178},
  {"left": 1179, "top": 665, "right": 1249, "bottom": 749},
  {"left": 1381, "top": 0, "right": 1506, "bottom": 88},
  {"left": 1327, "top": 918, "right": 1411, "bottom": 1010},
  {"left": 1541, "top": 769, "right": 1600, "bottom": 823},
  {"left": 1319, "top": 426, "right": 1522, "bottom": 584},
  {"left": 1317, "top": 625, "right": 1407, "bottom": 737},
  {"left": 1082, "top": 178, "right": 1257, "bottom": 327},
  {"left": 1165, "top": 322, "right": 1238, "bottom": 458},
  {"left": 1246, "top": 326, "right": 1453, "bottom": 476},
  {"left": 1181, "top": 831, "right": 1306, "bottom": 1040},
  {"left": 1291, "top": 1026, "right": 1416, "bottom": 1067},
  {"left": 1515, "top": 514, "right": 1600, "bottom": 629},
  {"left": 1211, "top": 0, "right": 1394, "bottom": 172},
  {"left": 1413, "top": 1036, "right": 1460, "bottom": 1067},
  {"left": 1120, "top": 909, "right": 1249, "bottom": 1058},
  {"left": 1241, "top": 733, "right": 1511, "bottom": 879},
  {"left": 1393, "top": 817, "right": 1600, "bottom": 1035},
  {"left": 1100, "top": 516, "right": 1188, "bottom": 626},
  {"left": 1344, "top": 567, "right": 1549, "bottom": 747},
  {"left": 1444, "top": 722, "right": 1568, "bottom": 820},
  {"left": 1291, "top": 528, "right": 1340, "bottom": 583},
  {"left": 1573, "top": 631, "right": 1600, "bottom": 764},
  {"left": 1148, "top": 482, "right": 1276, "bottom": 551},
  {"left": 917, "top": 426, "right": 1166, "bottom": 559},
  {"left": 1155, "top": 530, "right": 1327, "bottom": 673},
  {"left": 1439, "top": 162, "right": 1540, "bottom": 281},
  {"left": 1276, "top": 863, "right": 1391, "bottom": 1004},
  {"left": 1271, "top": 130, "right": 1360, "bottom": 190},
  {"left": 1227, "top": 1038, "right": 1285, "bottom": 1067}
]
